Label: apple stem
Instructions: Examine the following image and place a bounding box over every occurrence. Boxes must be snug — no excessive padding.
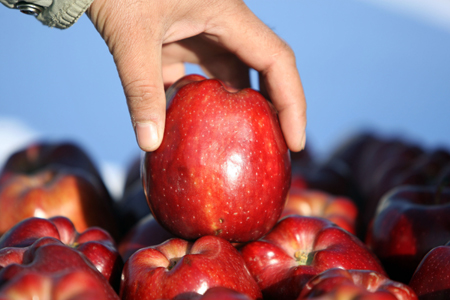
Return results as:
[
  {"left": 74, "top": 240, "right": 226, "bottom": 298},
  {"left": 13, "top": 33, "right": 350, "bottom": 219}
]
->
[{"left": 294, "top": 250, "right": 313, "bottom": 265}]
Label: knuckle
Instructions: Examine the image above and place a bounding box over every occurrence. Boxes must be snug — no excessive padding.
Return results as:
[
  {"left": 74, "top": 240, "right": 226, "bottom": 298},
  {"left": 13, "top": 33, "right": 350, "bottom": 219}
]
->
[
  {"left": 124, "top": 80, "right": 159, "bottom": 108},
  {"left": 123, "top": 80, "right": 163, "bottom": 122}
]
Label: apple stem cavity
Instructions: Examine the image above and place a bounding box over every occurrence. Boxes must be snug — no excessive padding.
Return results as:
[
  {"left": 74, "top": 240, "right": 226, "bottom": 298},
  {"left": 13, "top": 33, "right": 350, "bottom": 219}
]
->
[
  {"left": 294, "top": 250, "right": 314, "bottom": 266},
  {"left": 168, "top": 257, "right": 180, "bottom": 271}
]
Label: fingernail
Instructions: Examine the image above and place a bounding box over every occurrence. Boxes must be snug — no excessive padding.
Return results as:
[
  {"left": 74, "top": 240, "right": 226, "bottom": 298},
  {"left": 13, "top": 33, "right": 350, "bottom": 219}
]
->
[{"left": 135, "top": 122, "right": 159, "bottom": 151}]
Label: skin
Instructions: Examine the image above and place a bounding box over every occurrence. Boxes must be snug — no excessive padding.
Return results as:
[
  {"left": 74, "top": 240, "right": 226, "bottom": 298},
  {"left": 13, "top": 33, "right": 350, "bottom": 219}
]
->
[{"left": 86, "top": 0, "right": 307, "bottom": 152}]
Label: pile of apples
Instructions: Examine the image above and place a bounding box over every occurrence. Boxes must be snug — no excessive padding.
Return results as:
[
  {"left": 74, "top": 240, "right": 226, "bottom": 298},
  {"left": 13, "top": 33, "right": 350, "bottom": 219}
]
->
[{"left": 0, "top": 75, "right": 448, "bottom": 300}]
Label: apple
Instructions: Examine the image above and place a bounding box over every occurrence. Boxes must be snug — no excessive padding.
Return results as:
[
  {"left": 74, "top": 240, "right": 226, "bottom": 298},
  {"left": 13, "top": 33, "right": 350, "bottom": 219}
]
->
[
  {"left": 298, "top": 268, "right": 418, "bottom": 300},
  {"left": 167, "top": 286, "right": 253, "bottom": 300},
  {"left": 366, "top": 185, "right": 450, "bottom": 283},
  {"left": 281, "top": 188, "right": 358, "bottom": 235},
  {"left": 120, "top": 235, "right": 262, "bottom": 300},
  {"left": 240, "top": 215, "right": 385, "bottom": 300},
  {"left": 409, "top": 241, "right": 450, "bottom": 300},
  {"left": 356, "top": 140, "right": 423, "bottom": 237},
  {"left": 324, "top": 131, "right": 379, "bottom": 174},
  {"left": 0, "top": 238, "right": 119, "bottom": 299},
  {"left": 0, "top": 141, "right": 119, "bottom": 240},
  {"left": 118, "top": 214, "right": 175, "bottom": 262},
  {"left": 0, "top": 270, "right": 120, "bottom": 300},
  {"left": 0, "top": 216, "right": 123, "bottom": 291},
  {"left": 304, "top": 161, "right": 355, "bottom": 198},
  {"left": 303, "top": 131, "right": 380, "bottom": 212},
  {"left": 397, "top": 148, "right": 450, "bottom": 187},
  {"left": 0, "top": 141, "right": 105, "bottom": 187},
  {"left": 142, "top": 74, "right": 291, "bottom": 242}
]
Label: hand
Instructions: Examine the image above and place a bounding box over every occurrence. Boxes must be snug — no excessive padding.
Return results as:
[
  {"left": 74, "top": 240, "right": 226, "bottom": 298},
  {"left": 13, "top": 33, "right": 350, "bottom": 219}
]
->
[{"left": 87, "top": 0, "right": 306, "bottom": 152}]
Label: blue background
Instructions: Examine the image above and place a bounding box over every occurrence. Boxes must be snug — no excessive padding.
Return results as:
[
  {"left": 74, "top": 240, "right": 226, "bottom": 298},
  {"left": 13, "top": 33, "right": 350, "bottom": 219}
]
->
[{"left": 1, "top": 0, "right": 450, "bottom": 197}]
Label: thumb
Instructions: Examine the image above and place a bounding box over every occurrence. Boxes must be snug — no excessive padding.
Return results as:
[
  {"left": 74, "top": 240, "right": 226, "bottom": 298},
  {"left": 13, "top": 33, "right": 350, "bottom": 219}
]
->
[
  {"left": 117, "top": 44, "right": 166, "bottom": 152},
  {"left": 88, "top": 1, "right": 166, "bottom": 152}
]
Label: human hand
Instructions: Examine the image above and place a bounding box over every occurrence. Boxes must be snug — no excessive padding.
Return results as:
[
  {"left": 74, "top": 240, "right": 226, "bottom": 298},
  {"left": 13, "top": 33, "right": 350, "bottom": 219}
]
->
[{"left": 87, "top": 0, "right": 306, "bottom": 152}]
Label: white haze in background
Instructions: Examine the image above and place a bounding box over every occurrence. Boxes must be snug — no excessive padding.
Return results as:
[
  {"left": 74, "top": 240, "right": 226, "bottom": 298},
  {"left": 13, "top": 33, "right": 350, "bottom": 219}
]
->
[
  {"left": 0, "top": 117, "right": 125, "bottom": 200},
  {"left": 361, "top": 0, "right": 450, "bottom": 33},
  {"left": 0, "top": 117, "right": 40, "bottom": 170},
  {"left": 100, "top": 161, "right": 125, "bottom": 200}
]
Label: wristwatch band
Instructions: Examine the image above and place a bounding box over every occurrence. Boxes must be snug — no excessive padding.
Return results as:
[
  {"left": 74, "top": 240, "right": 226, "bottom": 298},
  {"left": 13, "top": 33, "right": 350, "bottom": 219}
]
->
[
  {"left": 38, "top": 0, "right": 93, "bottom": 29},
  {"left": 1, "top": 0, "right": 94, "bottom": 29}
]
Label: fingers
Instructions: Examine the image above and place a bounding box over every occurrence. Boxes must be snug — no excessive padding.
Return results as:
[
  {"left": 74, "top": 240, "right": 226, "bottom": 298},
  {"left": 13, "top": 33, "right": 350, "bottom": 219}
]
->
[
  {"left": 205, "top": 5, "right": 307, "bottom": 152},
  {"left": 162, "top": 37, "right": 251, "bottom": 90},
  {"left": 87, "top": 0, "right": 306, "bottom": 153},
  {"left": 88, "top": 0, "right": 167, "bottom": 152},
  {"left": 162, "top": 62, "right": 185, "bottom": 90},
  {"left": 259, "top": 48, "right": 307, "bottom": 153}
]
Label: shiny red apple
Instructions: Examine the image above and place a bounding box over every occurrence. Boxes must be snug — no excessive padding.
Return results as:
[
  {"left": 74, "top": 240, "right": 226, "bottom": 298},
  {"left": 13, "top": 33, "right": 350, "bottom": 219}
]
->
[
  {"left": 0, "top": 238, "right": 119, "bottom": 299},
  {"left": 167, "top": 286, "right": 253, "bottom": 300},
  {"left": 240, "top": 215, "right": 385, "bottom": 300},
  {"left": 120, "top": 235, "right": 262, "bottom": 300},
  {"left": 281, "top": 188, "right": 358, "bottom": 234},
  {"left": 367, "top": 185, "right": 450, "bottom": 283},
  {"left": 142, "top": 74, "right": 291, "bottom": 242},
  {"left": 0, "top": 141, "right": 119, "bottom": 240},
  {"left": 298, "top": 268, "right": 417, "bottom": 300},
  {"left": 0, "top": 216, "right": 123, "bottom": 291},
  {"left": 409, "top": 241, "right": 450, "bottom": 300},
  {"left": 0, "top": 270, "right": 120, "bottom": 300}
]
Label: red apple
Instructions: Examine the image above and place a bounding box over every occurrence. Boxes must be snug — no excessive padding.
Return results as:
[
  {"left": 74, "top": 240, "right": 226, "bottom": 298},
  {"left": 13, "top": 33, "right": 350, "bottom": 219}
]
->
[
  {"left": 366, "top": 185, "right": 450, "bottom": 283},
  {"left": 356, "top": 139, "right": 424, "bottom": 238},
  {"left": 281, "top": 188, "right": 358, "bottom": 235},
  {"left": 0, "top": 270, "right": 120, "bottom": 300},
  {"left": 0, "top": 216, "right": 123, "bottom": 291},
  {"left": 240, "top": 215, "right": 385, "bottom": 300},
  {"left": 0, "top": 238, "right": 119, "bottom": 299},
  {"left": 0, "top": 141, "right": 104, "bottom": 187},
  {"left": 409, "top": 241, "right": 450, "bottom": 300},
  {"left": 118, "top": 214, "right": 175, "bottom": 262},
  {"left": 298, "top": 268, "right": 418, "bottom": 300},
  {"left": 398, "top": 148, "right": 450, "bottom": 188},
  {"left": 304, "top": 131, "right": 379, "bottom": 215},
  {"left": 0, "top": 141, "right": 119, "bottom": 240},
  {"left": 169, "top": 286, "right": 253, "bottom": 300},
  {"left": 120, "top": 235, "right": 262, "bottom": 300},
  {"left": 142, "top": 74, "right": 291, "bottom": 242},
  {"left": 305, "top": 160, "right": 355, "bottom": 197}
]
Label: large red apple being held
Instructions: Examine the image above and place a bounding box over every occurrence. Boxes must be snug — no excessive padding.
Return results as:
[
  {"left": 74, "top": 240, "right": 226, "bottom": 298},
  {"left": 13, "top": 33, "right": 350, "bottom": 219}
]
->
[{"left": 142, "top": 74, "right": 291, "bottom": 242}]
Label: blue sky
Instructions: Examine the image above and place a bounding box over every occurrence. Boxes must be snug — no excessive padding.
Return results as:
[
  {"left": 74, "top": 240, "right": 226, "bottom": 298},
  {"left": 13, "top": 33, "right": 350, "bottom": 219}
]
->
[{"left": 1, "top": 0, "right": 450, "bottom": 197}]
